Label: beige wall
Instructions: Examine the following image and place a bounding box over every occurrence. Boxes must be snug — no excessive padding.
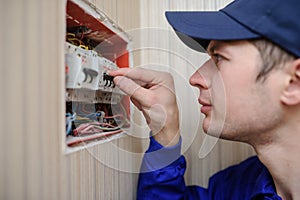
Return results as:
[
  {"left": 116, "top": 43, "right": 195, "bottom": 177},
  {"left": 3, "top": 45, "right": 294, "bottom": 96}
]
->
[
  {"left": 0, "top": 0, "right": 255, "bottom": 199},
  {"left": 0, "top": 0, "right": 141, "bottom": 199}
]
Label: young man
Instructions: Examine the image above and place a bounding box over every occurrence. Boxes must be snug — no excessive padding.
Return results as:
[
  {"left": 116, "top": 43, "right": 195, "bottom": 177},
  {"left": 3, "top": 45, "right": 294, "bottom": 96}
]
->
[{"left": 110, "top": 0, "right": 300, "bottom": 199}]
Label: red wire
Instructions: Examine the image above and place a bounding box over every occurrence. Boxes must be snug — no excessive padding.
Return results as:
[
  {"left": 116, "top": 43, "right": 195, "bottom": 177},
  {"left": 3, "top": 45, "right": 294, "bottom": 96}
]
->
[
  {"left": 80, "top": 29, "right": 85, "bottom": 40},
  {"left": 67, "top": 130, "right": 123, "bottom": 146}
]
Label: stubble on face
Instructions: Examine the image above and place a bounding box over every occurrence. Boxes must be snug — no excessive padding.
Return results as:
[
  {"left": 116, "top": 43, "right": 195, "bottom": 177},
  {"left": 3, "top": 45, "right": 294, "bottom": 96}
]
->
[{"left": 203, "top": 40, "right": 284, "bottom": 144}]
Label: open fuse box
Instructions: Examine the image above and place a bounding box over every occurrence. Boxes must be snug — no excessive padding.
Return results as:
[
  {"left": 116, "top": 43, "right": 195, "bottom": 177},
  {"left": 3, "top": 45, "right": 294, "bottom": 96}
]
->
[{"left": 65, "top": 0, "right": 131, "bottom": 152}]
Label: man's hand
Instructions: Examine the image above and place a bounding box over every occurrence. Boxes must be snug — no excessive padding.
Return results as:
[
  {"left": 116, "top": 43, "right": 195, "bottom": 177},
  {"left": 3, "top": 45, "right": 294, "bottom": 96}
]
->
[{"left": 109, "top": 68, "right": 180, "bottom": 146}]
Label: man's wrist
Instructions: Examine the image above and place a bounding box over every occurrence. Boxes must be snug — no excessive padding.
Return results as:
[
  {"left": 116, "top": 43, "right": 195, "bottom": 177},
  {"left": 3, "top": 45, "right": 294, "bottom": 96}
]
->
[
  {"left": 153, "top": 128, "right": 180, "bottom": 147},
  {"left": 140, "top": 135, "right": 182, "bottom": 172},
  {"left": 153, "top": 107, "right": 180, "bottom": 146}
]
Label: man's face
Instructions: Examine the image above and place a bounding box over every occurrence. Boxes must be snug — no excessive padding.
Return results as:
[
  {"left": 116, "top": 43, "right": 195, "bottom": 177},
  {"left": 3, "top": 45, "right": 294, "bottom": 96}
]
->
[{"left": 189, "top": 40, "right": 284, "bottom": 143}]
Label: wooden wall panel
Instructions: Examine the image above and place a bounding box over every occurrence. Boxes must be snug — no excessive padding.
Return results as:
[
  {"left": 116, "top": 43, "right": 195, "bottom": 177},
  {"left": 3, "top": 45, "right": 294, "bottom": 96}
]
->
[
  {"left": 0, "top": 0, "right": 255, "bottom": 199},
  {"left": 0, "top": 0, "right": 140, "bottom": 199}
]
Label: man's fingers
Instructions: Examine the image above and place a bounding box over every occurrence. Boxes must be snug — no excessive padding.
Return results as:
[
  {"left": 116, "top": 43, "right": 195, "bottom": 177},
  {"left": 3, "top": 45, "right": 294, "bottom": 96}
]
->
[
  {"left": 109, "top": 67, "right": 168, "bottom": 84},
  {"left": 114, "top": 76, "right": 152, "bottom": 106}
]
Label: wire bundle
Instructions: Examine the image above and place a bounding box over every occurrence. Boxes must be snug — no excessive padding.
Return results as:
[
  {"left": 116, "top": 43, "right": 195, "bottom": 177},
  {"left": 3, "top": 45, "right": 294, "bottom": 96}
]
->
[{"left": 65, "top": 102, "right": 127, "bottom": 146}]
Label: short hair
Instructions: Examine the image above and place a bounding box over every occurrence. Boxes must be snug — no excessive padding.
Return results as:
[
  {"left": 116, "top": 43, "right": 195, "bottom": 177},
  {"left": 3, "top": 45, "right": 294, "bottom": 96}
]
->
[{"left": 249, "top": 39, "right": 297, "bottom": 82}]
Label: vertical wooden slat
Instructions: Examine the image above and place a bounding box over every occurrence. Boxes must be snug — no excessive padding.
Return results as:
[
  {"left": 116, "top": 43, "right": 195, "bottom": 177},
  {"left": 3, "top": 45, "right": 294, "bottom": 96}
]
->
[
  {"left": 0, "top": 1, "right": 7, "bottom": 199},
  {"left": 94, "top": 145, "right": 105, "bottom": 200},
  {"left": 2, "top": 0, "right": 26, "bottom": 199},
  {"left": 0, "top": 0, "right": 65, "bottom": 198},
  {"left": 24, "top": 0, "right": 43, "bottom": 199},
  {"left": 0, "top": 16, "right": 4, "bottom": 197}
]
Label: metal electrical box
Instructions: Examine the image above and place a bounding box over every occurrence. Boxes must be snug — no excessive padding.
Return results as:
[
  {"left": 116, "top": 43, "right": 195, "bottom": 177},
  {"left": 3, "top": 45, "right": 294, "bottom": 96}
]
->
[{"left": 65, "top": 0, "right": 132, "bottom": 152}]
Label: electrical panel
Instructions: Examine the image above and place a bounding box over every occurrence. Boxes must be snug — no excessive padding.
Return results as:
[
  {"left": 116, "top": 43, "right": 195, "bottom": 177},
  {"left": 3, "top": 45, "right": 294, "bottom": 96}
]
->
[{"left": 65, "top": 0, "right": 131, "bottom": 152}]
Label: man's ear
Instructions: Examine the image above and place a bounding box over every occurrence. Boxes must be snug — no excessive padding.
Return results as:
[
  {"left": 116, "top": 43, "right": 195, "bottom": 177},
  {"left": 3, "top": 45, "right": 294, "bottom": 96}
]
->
[{"left": 281, "top": 59, "right": 300, "bottom": 105}]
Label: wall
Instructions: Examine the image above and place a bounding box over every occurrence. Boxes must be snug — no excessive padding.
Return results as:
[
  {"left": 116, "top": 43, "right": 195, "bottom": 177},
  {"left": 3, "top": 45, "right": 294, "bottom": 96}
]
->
[
  {"left": 0, "top": 0, "right": 255, "bottom": 199},
  {"left": 0, "top": 0, "right": 141, "bottom": 199}
]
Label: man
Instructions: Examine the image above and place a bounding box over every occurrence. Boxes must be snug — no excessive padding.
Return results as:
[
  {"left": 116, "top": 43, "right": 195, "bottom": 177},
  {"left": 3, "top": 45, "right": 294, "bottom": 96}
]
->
[{"left": 110, "top": 0, "right": 300, "bottom": 199}]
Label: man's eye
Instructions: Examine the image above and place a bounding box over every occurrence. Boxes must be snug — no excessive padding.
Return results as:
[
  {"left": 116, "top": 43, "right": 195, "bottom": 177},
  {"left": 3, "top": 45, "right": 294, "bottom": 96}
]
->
[{"left": 212, "top": 54, "right": 222, "bottom": 64}]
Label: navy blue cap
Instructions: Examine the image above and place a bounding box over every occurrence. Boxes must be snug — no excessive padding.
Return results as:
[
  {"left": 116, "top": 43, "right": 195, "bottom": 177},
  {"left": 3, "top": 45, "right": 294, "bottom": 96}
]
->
[{"left": 166, "top": 0, "right": 300, "bottom": 57}]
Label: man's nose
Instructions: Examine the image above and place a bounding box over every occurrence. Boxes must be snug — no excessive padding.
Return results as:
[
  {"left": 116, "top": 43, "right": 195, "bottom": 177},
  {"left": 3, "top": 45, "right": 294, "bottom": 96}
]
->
[{"left": 189, "top": 59, "right": 213, "bottom": 89}]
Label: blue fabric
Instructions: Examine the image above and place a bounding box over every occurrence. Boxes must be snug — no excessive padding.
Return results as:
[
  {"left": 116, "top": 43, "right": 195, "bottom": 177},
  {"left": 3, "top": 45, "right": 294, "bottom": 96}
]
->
[
  {"left": 137, "top": 137, "right": 282, "bottom": 200},
  {"left": 140, "top": 136, "right": 182, "bottom": 173}
]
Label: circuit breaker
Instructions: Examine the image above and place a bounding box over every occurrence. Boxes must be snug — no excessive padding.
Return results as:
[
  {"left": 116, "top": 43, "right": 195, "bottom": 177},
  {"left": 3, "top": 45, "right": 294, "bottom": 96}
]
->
[{"left": 65, "top": 0, "right": 131, "bottom": 151}]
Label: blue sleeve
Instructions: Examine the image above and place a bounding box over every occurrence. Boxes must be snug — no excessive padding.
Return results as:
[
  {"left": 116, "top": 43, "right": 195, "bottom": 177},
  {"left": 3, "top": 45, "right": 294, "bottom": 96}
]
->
[{"left": 137, "top": 136, "right": 209, "bottom": 200}]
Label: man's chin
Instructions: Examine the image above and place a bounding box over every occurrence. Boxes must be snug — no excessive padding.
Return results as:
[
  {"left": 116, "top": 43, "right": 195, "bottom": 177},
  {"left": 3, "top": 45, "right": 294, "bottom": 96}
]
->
[{"left": 202, "top": 123, "right": 224, "bottom": 139}]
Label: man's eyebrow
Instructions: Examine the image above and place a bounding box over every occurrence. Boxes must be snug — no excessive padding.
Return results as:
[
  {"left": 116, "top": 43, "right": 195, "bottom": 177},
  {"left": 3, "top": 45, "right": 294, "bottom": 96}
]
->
[
  {"left": 207, "top": 42, "right": 220, "bottom": 55},
  {"left": 207, "top": 41, "right": 227, "bottom": 55}
]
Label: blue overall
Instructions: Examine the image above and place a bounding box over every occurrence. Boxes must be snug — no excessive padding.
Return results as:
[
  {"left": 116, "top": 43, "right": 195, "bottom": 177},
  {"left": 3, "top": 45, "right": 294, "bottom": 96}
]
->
[{"left": 137, "top": 137, "right": 281, "bottom": 200}]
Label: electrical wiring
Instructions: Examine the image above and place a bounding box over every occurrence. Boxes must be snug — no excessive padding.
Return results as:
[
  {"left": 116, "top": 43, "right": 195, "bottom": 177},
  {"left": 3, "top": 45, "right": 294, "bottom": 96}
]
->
[
  {"left": 103, "top": 103, "right": 127, "bottom": 126},
  {"left": 103, "top": 113, "right": 124, "bottom": 119},
  {"left": 106, "top": 102, "right": 128, "bottom": 123},
  {"left": 76, "top": 115, "right": 91, "bottom": 121},
  {"left": 67, "top": 37, "right": 84, "bottom": 46},
  {"left": 65, "top": 4, "right": 132, "bottom": 149},
  {"left": 80, "top": 28, "right": 85, "bottom": 40},
  {"left": 102, "top": 105, "right": 109, "bottom": 117},
  {"left": 75, "top": 104, "right": 105, "bottom": 122},
  {"left": 78, "top": 45, "right": 89, "bottom": 50},
  {"left": 73, "top": 121, "right": 121, "bottom": 136},
  {"left": 103, "top": 114, "right": 125, "bottom": 128},
  {"left": 66, "top": 112, "right": 76, "bottom": 135},
  {"left": 67, "top": 129, "right": 124, "bottom": 147},
  {"left": 73, "top": 103, "right": 126, "bottom": 135},
  {"left": 66, "top": 31, "right": 90, "bottom": 50},
  {"left": 66, "top": 32, "right": 76, "bottom": 38},
  {"left": 83, "top": 111, "right": 105, "bottom": 120},
  {"left": 74, "top": 118, "right": 94, "bottom": 126},
  {"left": 66, "top": 33, "right": 86, "bottom": 48},
  {"left": 66, "top": 101, "right": 128, "bottom": 146}
]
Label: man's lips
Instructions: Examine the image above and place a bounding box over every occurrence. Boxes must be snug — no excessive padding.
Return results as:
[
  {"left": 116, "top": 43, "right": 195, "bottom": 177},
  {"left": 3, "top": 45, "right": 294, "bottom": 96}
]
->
[{"left": 198, "top": 99, "right": 212, "bottom": 114}]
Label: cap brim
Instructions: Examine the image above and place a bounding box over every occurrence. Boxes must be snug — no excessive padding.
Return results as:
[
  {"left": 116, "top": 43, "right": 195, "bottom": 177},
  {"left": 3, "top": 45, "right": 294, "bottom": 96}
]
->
[{"left": 165, "top": 11, "right": 260, "bottom": 52}]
